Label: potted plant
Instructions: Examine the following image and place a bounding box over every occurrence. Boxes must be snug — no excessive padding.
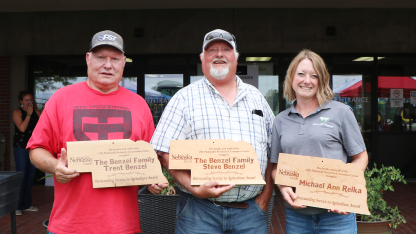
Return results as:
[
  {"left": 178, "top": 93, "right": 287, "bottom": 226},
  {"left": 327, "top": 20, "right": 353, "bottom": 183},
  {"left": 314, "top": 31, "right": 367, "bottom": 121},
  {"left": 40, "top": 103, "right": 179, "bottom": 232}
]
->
[
  {"left": 357, "top": 163, "right": 407, "bottom": 234},
  {"left": 160, "top": 168, "right": 178, "bottom": 195}
]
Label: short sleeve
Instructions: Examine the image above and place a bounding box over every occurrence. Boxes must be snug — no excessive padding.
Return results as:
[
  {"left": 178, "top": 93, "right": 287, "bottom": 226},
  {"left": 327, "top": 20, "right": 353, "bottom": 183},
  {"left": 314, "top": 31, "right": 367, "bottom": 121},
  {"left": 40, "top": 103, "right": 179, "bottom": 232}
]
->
[
  {"left": 150, "top": 94, "right": 187, "bottom": 153},
  {"left": 270, "top": 117, "right": 282, "bottom": 163},
  {"left": 140, "top": 105, "right": 155, "bottom": 143},
  {"left": 339, "top": 107, "right": 366, "bottom": 156},
  {"left": 262, "top": 98, "right": 275, "bottom": 158},
  {"left": 26, "top": 106, "right": 59, "bottom": 157}
]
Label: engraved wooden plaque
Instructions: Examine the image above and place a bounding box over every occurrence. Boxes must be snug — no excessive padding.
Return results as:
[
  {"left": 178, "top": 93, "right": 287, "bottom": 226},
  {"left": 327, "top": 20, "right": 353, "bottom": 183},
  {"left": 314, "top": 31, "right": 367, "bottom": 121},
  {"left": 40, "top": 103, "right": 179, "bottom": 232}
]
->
[
  {"left": 67, "top": 139, "right": 167, "bottom": 188},
  {"left": 169, "top": 139, "right": 265, "bottom": 185},
  {"left": 275, "top": 153, "right": 370, "bottom": 215}
]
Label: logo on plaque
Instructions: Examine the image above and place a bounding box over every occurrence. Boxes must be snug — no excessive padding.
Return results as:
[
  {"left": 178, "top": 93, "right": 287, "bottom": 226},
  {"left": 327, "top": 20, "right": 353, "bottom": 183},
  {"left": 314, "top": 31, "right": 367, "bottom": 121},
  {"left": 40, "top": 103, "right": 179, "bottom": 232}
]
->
[{"left": 67, "top": 139, "right": 167, "bottom": 188}]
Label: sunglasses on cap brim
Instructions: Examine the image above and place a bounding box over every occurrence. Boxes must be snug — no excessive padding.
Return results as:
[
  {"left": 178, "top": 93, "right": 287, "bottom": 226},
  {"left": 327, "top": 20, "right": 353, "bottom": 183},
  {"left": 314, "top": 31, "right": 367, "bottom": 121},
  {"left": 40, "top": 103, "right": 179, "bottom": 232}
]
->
[{"left": 204, "top": 32, "right": 236, "bottom": 44}]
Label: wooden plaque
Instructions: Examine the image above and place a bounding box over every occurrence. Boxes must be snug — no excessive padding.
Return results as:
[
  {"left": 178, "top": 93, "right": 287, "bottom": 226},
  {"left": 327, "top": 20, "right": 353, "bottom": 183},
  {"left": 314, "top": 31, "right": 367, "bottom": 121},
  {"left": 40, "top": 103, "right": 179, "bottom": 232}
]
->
[
  {"left": 275, "top": 153, "right": 370, "bottom": 215},
  {"left": 169, "top": 139, "right": 265, "bottom": 185},
  {"left": 67, "top": 139, "right": 167, "bottom": 188}
]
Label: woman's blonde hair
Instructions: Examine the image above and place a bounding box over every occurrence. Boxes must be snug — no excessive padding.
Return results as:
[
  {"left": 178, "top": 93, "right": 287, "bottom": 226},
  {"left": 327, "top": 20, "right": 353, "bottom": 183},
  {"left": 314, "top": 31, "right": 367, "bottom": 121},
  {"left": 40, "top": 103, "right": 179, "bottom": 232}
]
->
[{"left": 283, "top": 49, "right": 334, "bottom": 107}]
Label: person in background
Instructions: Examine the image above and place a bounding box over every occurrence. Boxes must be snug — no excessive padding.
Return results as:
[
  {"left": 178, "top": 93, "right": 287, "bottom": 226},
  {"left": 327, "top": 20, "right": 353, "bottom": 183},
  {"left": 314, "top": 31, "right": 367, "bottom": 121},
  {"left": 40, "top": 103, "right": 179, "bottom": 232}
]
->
[
  {"left": 12, "top": 91, "right": 41, "bottom": 216},
  {"left": 271, "top": 49, "right": 368, "bottom": 234}
]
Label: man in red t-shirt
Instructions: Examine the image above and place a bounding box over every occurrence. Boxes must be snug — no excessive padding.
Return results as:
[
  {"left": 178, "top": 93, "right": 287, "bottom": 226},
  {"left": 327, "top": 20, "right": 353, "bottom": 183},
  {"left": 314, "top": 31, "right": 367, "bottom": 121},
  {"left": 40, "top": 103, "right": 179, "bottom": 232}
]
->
[{"left": 27, "top": 30, "right": 157, "bottom": 234}]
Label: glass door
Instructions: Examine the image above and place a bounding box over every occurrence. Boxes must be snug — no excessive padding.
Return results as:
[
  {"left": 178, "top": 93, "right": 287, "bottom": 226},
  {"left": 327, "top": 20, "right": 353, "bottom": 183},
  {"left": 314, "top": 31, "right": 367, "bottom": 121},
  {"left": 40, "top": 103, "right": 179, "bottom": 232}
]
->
[
  {"left": 331, "top": 57, "right": 374, "bottom": 162},
  {"left": 377, "top": 57, "right": 416, "bottom": 178},
  {"left": 333, "top": 74, "right": 372, "bottom": 133},
  {"left": 144, "top": 74, "right": 184, "bottom": 125}
]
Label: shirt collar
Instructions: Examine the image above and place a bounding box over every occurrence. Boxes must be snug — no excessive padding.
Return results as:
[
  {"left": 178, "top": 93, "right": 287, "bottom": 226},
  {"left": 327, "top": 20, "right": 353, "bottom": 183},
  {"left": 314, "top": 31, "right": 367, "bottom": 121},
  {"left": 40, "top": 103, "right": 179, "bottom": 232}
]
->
[
  {"left": 288, "top": 100, "right": 332, "bottom": 115},
  {"left": 203, "top": 75, "right": 247, "bottom": 106},
  {"left": 203, "top": 75, "right": 245, "bottom": 94}
]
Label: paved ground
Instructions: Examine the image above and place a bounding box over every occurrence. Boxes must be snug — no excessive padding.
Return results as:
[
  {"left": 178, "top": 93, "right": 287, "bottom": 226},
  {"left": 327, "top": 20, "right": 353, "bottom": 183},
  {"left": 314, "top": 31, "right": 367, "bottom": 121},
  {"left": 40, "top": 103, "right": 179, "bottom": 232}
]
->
[
  {"left": 0, "top": 185, "right": 53, "bottom": 234},
  {"left": 1, "top": 182, "right": 415, "bottom": 234}
]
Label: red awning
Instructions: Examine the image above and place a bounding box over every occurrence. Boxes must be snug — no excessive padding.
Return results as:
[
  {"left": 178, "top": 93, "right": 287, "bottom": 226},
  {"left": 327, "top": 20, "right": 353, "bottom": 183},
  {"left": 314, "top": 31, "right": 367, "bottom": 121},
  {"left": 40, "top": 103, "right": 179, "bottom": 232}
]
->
[{"left": 339, "top": 76, "right": 416, "bottom": 98}]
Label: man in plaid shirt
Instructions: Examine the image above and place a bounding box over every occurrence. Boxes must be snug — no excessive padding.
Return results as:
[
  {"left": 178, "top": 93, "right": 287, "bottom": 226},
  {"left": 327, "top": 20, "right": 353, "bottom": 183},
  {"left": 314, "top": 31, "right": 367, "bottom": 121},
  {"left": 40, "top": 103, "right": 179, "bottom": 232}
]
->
[{"left": 150, "top": 29, "right": 275, "bottom": 234}]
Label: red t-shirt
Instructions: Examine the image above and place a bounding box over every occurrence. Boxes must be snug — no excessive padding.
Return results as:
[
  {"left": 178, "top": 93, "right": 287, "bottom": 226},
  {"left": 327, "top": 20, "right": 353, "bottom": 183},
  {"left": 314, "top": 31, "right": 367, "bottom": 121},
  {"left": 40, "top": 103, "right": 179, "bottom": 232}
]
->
[{"left": 27, "top": 82, "right": 155, "bottom": 234}]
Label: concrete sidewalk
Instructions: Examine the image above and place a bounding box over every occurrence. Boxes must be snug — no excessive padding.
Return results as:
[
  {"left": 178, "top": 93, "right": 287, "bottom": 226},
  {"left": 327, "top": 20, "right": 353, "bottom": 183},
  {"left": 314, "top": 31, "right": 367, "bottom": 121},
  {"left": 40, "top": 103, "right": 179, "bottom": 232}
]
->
[{"left": 1, "top": 182, "right": 415, "bottom": 234}]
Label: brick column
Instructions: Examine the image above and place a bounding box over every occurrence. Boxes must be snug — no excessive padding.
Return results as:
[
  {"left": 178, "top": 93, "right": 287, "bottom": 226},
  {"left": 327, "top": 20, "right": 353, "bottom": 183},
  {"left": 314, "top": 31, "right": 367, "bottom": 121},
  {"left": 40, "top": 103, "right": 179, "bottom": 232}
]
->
[{"left": 0, "top": 56, "right": 11, "bottom": 171}]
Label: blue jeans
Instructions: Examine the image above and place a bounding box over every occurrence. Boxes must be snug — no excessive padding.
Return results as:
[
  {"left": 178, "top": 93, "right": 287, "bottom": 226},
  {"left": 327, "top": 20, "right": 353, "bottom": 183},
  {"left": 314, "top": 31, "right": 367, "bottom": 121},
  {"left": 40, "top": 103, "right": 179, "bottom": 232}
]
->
[
  {"left": 175, "top": 192, "right": 267, "bottom": 234},
  {"left": 285, "top": 208, "right": 357, "bottom": 234},
  {"left": 50, "top": 233, "right": 141, "bottom": 234},
  {"left": 50, "top": 233, "right": 142, "bottom": 234},
  {"left": 14, "top": 147, "right": 36, "bottom": 210}
]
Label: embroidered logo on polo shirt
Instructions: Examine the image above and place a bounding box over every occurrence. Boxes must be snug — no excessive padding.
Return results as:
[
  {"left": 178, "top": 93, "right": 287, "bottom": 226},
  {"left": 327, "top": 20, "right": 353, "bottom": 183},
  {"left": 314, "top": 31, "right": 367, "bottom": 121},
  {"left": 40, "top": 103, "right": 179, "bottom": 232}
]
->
[
  {"left": 314, "top": 117, "right": 333, "bottom": 128},
  {"left": 320, "top": 117, "right": 330, "bottom": 123}
]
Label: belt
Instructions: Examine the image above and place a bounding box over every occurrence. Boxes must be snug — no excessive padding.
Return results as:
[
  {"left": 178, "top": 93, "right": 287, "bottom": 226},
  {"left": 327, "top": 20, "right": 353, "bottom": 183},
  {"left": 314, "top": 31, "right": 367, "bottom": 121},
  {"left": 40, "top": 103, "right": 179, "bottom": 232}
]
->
[{"left": 209, "top": 200, "right": 249, "bottom": 209}]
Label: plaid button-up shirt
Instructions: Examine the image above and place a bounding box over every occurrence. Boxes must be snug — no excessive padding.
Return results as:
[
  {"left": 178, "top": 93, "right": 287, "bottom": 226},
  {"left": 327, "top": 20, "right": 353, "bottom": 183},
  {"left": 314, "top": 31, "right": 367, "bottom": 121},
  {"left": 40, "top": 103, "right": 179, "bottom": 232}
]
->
[{"left": 151, "top": 76, "right": 274, "bottom": 202}]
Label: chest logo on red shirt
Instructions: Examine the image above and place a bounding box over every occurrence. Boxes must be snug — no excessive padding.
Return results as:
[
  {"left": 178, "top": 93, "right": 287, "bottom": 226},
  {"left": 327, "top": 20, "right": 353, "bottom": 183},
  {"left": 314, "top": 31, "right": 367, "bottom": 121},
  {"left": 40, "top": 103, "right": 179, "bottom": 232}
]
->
[{"left": 73, "top": 108, "right": 132, "bottom": 141}]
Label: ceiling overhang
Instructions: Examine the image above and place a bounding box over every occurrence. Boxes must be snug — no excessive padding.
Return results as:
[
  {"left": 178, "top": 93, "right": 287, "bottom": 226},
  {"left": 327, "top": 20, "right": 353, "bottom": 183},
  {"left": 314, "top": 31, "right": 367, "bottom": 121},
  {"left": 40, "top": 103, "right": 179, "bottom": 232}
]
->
[{"left": 2, "top": 0, "right": 416, "bottom": 13}]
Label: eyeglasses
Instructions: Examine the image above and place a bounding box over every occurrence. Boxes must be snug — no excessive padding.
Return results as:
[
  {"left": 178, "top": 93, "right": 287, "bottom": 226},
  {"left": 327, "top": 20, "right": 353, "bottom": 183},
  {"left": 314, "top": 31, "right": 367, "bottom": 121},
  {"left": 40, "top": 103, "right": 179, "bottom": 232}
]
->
[{"left": 204, "top": 32, "right": 236, "bottom": 44}]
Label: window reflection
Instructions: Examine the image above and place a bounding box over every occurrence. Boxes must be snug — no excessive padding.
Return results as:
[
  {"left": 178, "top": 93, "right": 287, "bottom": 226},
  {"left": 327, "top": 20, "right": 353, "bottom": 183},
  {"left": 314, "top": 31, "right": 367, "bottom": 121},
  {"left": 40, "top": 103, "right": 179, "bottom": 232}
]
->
[
  {"left": 190, "top": 76, "right": 203, "bottom": 83},
  {"left": 333, "top": 75, "right": 371, "bottom": 132},
  {"left": 378, "top": 76, "right": 416, "bottom": 132},
  {"left": 119, "top": 77, "right": 138, "bottom": 94},
  {"left": 259, "top": 75, "right": 279, "bottom": 115},
  {"left": 35, "top": 77, "right": 88, "bottom": 111},
  {"left": 34, "top": 77, "right": 137, "bottom": 111},
  {"left": 145, "top": 74, "right": 183, "bottom": 125}
]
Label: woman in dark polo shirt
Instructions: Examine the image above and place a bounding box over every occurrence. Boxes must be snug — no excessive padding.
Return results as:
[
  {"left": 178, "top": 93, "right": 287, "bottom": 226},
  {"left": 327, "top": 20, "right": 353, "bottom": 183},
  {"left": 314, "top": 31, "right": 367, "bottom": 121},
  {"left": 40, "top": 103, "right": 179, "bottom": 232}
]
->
[{"left": 270, "top": 50, "right": 368, "bottom": 233}]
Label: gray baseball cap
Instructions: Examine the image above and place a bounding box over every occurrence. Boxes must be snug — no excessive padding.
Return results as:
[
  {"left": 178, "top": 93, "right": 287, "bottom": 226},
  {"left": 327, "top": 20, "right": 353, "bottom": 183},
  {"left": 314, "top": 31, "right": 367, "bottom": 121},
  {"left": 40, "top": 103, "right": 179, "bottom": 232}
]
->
[
  {"left": 202, "top": 29, "right": 236, "bottom": 51},
  {"left": 89, "top": 30, "right": 125, "bottom": 53}
]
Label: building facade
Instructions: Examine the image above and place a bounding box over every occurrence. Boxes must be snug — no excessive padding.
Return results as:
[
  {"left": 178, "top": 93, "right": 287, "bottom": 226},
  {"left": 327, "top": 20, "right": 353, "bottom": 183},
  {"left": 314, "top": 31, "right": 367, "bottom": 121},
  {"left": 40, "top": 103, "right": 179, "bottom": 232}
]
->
[{"left": 1, "top": 5, "right": 416, "bottom": 177}]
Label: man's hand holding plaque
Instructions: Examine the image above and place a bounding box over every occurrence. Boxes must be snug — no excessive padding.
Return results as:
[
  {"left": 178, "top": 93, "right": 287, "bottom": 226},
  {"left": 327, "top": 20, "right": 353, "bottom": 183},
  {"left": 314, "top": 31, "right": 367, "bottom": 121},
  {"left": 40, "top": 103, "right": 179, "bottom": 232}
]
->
[
  {"left": 169, "top": 139, "right": 265, "bottom": 185},
  {"left": 67, "top": 139, "right": 167, "bottom": 188},
  {"left": 55, "top": 148, "right": 80, "bottom": 184}
]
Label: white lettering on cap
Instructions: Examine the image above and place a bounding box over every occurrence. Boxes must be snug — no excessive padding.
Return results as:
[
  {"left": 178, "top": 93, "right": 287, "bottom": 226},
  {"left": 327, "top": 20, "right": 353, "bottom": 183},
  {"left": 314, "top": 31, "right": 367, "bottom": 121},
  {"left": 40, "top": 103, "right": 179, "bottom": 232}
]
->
[{"left": 97, "top": 34, "right": 117, "bottom": 42}]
